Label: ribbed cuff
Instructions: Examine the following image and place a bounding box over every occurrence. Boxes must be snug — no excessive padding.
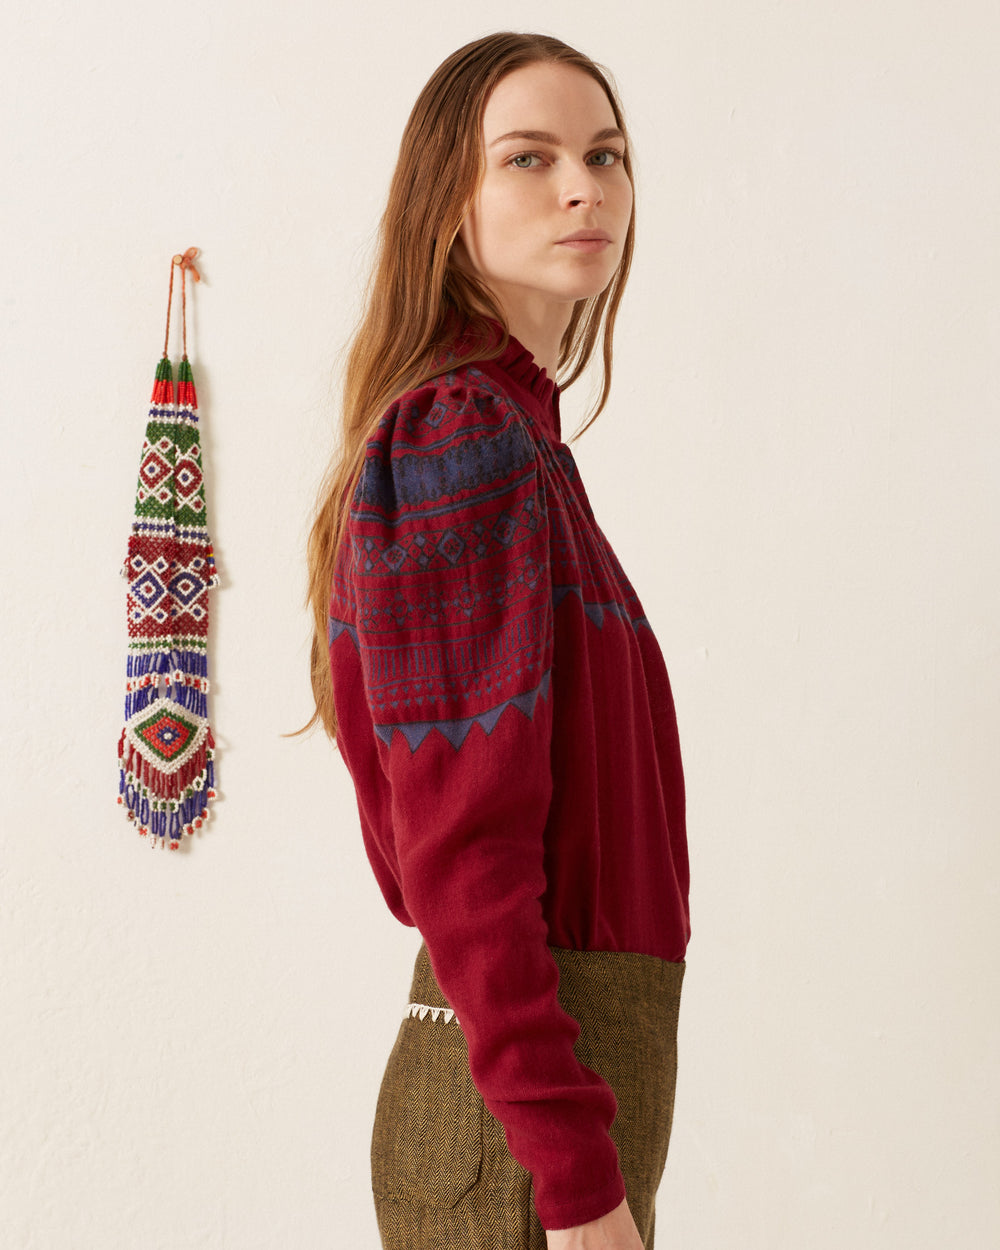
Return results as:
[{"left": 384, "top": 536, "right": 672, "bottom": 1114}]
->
[{"left": 536, "top": 1166, "right": 627, "bottom": 1232}]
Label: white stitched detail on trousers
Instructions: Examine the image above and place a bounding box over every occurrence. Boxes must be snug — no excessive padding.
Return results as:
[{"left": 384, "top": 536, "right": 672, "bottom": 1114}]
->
[{"left": 404, "top": 1001, "right": 458, "bottom": 1025}]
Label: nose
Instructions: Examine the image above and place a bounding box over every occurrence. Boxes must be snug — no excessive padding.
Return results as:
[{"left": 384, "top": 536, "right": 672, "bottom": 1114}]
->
[{"left": 561, "top": 160, "right": 604, "bottom": 210}]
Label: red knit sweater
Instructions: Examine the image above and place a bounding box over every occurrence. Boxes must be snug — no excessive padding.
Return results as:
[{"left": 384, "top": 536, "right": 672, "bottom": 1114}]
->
[{"left": 328, "top": 327, "right": 690, "bottom": 1230}]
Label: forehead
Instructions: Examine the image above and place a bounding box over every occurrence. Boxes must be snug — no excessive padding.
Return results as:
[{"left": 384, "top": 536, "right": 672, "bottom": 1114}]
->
[{"left": 481, "top": 62, "right": 617, "bottom": 140}]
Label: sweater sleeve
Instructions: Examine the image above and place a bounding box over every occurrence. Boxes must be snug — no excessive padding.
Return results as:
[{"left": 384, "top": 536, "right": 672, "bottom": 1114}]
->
[{"left": 340, "top": 376, "right": 625, "bottom": 1229}]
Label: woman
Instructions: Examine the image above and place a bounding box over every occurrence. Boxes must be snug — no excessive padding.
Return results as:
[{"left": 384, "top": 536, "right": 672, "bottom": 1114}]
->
[{"left": 307, "top": 32, "right": 691, "bottom": 1250}]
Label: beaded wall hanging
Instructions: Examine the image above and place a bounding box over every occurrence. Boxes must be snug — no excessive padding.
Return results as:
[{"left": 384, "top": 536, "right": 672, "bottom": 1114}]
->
[{"left": 118, "top": 249, "right": 219, "bottom": 848}]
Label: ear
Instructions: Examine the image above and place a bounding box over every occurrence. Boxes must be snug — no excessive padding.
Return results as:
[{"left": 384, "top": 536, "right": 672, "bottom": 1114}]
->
[{"left": 447, "top": 222, "right": 476, "bottom": 273}]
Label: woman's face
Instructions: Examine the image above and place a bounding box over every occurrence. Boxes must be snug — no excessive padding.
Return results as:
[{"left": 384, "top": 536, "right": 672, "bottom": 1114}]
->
[{"left": 455, "top": 61, "right": 633, "bottom": 324}]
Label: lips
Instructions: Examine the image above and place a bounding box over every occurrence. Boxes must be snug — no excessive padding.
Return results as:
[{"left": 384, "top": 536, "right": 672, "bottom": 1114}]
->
[{"left": 556, "top": 229, "right": 612, "bottom": 243}]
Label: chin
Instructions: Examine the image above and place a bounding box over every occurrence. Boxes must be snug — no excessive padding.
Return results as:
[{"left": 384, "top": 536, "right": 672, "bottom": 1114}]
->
[
  {"left": 557, "top": 266, "right": 622, "bottom": 303},
  {"left": 558, "top": 278, "right": 618, "bottom": 303}
]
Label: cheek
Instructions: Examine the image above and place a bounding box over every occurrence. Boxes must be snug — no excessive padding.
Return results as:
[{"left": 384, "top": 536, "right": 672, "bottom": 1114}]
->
[
  {"left": 458, "top": 177, "right": 543, "bottom": 277},
  {"left": 615, "top": 179, "right": 635, "bottom": 226},
  {"left": 474, "top": 180, "right": 535, "bottom": 246}
]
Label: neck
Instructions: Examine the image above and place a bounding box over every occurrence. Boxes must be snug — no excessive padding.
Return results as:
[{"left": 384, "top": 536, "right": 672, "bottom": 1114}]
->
[
  {"left": 450, "top": 245, "right": 575, "bottom": 377},
  {"left": 459, "top": 285, "right": 573, "bottom": 379},
  {"left": 499, "top": 299, "right": 574, "bottom": 380},
  {"left": 500, "top": 305, "right": 570, "bottom": 377}
]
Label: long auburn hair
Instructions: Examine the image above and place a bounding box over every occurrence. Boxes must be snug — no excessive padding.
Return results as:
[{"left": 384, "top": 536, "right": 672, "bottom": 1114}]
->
[{"left": 305, "top": 31, "right": 636, "bottom": 738}]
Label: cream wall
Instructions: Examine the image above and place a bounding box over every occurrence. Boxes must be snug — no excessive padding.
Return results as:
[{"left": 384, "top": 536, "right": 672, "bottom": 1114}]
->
[{"left": 1, "top": 1, "right": 997, "bottom": 1246}]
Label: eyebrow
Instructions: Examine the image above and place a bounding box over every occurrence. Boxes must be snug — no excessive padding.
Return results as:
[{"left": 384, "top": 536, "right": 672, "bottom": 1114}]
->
[{"left": 488, "top": 127, "right": 625, "bottom": 147}]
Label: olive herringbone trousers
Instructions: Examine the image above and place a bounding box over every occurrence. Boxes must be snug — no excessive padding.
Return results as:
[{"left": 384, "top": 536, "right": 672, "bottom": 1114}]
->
[{"left": 372, "top": 944, "right": 684, "bottom": 1248}]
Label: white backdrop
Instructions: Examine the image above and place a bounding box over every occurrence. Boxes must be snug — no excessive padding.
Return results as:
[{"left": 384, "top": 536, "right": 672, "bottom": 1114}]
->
[{"left": 1, "top": 2, "right": 998, "bottom": 1247}]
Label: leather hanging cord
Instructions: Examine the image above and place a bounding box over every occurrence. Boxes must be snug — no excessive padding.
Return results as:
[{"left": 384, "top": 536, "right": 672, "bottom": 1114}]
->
[{"left": 162, "top": 247, "right": 201, "bottom": 359}]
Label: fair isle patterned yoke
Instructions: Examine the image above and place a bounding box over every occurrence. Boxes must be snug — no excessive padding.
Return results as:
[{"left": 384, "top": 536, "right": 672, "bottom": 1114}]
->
[
  {"left": 329, "top": 360, "right": 652, "bottom": 752},
  {"left": 331, "top": 368, "right": 554, "bottom": 751},
  {"left": 118, "top": 355, "right": 219, "bottom": 847}
]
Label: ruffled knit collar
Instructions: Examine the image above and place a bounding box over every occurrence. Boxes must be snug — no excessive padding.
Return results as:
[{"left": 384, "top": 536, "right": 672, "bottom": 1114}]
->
[
  {"left": 494, "top": 332, "right": 557, "bottom": 411},
  {"left": 451, "top": 317, "right": 560, "bottom": 439}
]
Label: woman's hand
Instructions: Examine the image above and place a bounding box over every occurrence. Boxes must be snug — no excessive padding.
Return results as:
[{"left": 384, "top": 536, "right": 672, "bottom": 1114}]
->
[{"left": 545, "top": 1197, "right": 644, "bottom": 1249}]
